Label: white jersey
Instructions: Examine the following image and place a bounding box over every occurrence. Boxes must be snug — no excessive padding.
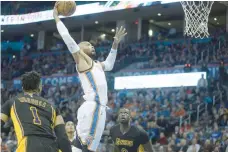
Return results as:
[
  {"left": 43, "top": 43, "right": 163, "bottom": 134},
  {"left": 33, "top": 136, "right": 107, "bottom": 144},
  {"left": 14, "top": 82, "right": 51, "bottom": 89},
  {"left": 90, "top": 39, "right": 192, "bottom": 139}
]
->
[{"left": 77, "top": 61, "right": 108, "bottom": 105}]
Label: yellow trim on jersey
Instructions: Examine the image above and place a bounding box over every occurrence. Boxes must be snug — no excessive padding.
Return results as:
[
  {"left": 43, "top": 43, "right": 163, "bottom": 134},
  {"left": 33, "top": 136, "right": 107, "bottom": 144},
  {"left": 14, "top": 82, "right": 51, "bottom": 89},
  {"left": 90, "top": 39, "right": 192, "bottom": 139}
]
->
[
  {"left": 51, "top": 106, "right": 56, "bottom": 129},
  {"left": 16, "top": 137, "right": 27, "bottom": 152},
  {"left": 11, "top": 103, "right": 24, "bottom": 145},
  {"left": 137, "top": 144, "right": 144, "bottom": 152}
]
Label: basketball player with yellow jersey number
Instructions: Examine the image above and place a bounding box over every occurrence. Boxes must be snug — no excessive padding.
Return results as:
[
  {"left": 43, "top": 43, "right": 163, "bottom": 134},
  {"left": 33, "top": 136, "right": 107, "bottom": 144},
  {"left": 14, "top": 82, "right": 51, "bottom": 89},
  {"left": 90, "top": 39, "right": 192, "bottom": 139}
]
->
[{"left": 1, "top": 71, "right": 72, "bottom": 152}]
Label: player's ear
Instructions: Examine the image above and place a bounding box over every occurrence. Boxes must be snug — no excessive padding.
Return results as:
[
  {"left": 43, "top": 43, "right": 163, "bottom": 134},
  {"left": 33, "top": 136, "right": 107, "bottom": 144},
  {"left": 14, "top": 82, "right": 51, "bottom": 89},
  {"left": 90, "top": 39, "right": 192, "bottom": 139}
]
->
[
  {"left": 117, "top": 116, "right": 120, "bottom": 123},
  {"left": 38, "top": 82, "right": 42, "bottom": 93}
]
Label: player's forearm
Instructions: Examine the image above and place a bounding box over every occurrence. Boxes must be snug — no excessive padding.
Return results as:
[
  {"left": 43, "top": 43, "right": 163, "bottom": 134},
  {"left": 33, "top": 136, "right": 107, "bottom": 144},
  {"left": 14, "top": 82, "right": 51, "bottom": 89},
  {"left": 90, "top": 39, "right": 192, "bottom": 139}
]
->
[
  {"left": 56, "top": 21, "right": 80, "bottom": 54},
  {"left": 55, "top": 124, "right": 72, "bottom": 152},
  {"left": 111, "top": 39, "right": 119, "bottom": 51},
  {"left": 102, "top": 49, "right": 117, "bottom": 71}
]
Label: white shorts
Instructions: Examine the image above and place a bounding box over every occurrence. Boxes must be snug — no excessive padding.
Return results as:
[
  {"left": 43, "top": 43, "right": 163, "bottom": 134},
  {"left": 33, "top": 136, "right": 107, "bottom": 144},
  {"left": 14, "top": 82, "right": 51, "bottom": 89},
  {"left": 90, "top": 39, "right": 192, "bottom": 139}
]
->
[{"left": 76, "top": 101, "right": 106, "bottom": 152}]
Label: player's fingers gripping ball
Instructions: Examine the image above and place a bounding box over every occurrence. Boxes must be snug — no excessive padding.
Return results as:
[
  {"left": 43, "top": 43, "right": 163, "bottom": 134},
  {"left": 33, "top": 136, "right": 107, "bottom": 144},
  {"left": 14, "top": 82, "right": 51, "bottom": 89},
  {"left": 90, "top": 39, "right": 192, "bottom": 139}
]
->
[{"left": 55, "top": 1, "right": 76, "bottom": 16}]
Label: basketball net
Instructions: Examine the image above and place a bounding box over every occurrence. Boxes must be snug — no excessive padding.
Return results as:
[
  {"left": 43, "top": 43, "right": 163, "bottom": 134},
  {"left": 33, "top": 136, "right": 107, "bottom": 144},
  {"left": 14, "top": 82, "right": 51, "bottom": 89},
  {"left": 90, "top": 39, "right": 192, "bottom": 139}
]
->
[{"left": 180, "top": 1, "right": 214, "bottom": 39}]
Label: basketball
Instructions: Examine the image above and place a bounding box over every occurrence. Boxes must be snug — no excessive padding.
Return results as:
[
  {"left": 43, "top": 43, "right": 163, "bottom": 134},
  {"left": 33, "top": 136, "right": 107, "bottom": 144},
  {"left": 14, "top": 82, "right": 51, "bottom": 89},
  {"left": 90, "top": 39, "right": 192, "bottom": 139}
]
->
[{"left": 56, "top": 1, "right": 76, "bottom": 16}]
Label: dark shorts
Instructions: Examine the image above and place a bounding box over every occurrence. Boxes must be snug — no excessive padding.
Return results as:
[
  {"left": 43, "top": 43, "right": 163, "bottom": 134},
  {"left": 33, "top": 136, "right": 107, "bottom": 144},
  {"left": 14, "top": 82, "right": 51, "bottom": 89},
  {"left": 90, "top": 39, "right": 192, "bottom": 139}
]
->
[{"left": 17, "top": 136, "right": 59, "bottom": 152}]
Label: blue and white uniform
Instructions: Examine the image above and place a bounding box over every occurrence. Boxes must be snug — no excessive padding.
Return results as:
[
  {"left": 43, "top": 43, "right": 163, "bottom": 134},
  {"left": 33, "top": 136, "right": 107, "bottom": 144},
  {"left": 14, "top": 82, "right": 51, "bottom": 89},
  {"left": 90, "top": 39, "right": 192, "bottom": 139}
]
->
[
  {"left": 76, "top": 62, "right": 107, "bottom": 151},
  {"left": 56, "top": 20, "right": 117, "bottom": 152}
]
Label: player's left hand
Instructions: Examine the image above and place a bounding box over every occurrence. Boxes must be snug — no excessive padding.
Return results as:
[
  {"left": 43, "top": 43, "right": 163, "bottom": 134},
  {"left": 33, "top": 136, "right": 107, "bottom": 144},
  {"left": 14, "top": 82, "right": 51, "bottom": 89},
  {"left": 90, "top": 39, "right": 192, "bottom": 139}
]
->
[{"left": 114, "top": 26, "right": 127, "bottom": 43}]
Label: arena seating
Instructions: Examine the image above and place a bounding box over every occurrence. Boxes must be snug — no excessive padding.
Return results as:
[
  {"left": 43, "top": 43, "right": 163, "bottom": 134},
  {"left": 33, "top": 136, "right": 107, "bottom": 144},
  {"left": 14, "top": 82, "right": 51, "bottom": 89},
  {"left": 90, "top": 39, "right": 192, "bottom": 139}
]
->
[
  {"left": 1, "top": 34, "right": 228, "bottom": 151},
  {"left": 1, "top": 3, "right": 228, "bottom": 151}
]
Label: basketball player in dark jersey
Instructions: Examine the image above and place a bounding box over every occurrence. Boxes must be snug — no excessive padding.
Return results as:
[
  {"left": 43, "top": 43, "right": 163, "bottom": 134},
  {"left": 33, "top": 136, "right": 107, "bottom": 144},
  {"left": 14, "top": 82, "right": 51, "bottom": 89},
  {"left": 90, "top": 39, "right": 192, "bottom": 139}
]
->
[
  {"left": 106, "top": 108, "right": 153, "bottom": 152},
  {"left": 1, "top": 71, "right": 72, "bottom": 152}
]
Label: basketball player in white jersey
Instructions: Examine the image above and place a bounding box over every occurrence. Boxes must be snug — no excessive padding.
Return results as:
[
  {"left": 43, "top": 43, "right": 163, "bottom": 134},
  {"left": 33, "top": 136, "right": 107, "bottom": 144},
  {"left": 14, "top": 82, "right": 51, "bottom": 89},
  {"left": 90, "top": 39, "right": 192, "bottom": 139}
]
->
[{"left": 53, "top": 4, "right": 127, "bottom": 152}]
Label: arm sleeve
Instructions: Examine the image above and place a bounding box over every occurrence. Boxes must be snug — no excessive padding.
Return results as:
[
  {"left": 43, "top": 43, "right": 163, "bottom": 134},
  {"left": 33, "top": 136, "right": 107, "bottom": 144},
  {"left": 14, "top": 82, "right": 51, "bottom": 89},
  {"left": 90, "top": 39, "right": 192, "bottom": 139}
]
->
[
  {"left": 1, "top": 100, "right": 14, "bottom": 117},
  {"left": 55, "top": 124, "right": 72, "bottom": 152},
  {"left": 56, "top": 21, "right": 80, "bottom": 53},
  {"left": 139, "top": 128, "right": 150, "bottom": 145},
  {"left": 101, "top": 49, "right": 117, "bottom": 71}
]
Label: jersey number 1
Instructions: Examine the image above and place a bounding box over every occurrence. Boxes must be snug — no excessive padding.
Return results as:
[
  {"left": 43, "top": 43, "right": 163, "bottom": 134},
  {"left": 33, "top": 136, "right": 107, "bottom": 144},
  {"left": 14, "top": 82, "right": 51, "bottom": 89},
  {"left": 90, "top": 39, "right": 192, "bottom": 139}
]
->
[{"left": 30, "top": 107, "right": 41, "bottom": 125}]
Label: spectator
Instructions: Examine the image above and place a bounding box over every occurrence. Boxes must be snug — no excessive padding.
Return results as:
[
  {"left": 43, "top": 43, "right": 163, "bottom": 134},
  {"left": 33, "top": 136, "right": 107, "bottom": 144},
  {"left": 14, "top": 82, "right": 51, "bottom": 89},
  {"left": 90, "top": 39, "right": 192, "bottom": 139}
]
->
[
  {"left": 202, "top": 139, "right": 214, "bottom": 152},
  {"left": 197, "top": 74, "right": 208, "bottom": 90},
  {"left": 174, "top": 104, "right": 186, "bottom": 117},
  {"left": 187, "top": 138, "right": 201, "bottom": 152},
  {"left": 211, "top": 123, "right": 222, "bottom": 143},
  {"left": 158, "top": 132, "right": 168, "bottom": 145},
  {"left": 219, "top": 114, "right": 228, "bottom": 127},
  {"left": 180, "top": 121, "right": 192, "bottom": 134},
  {"left": 175, "top": 139, "right": 188, "bottom": 152}
]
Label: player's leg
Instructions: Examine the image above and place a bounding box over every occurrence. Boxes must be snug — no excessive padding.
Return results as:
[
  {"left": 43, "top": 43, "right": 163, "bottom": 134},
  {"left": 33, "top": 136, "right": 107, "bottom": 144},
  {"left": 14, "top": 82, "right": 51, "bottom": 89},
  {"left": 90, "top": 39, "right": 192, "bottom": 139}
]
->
[
  {"left": 76, "top": 102, "right": 106, "bottom": 152},
  {"left": 87, "top": 106, "right": 106, "bottom": 151}
]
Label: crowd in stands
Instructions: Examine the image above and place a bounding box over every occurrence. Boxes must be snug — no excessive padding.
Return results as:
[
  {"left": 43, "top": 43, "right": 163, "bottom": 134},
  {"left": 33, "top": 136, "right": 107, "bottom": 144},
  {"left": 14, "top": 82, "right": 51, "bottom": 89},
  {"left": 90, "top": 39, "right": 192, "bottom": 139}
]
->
[
  {"left": 1, "top": 29, "right": 228, "bottom": 152},
  {"left": 1, "top": 28, "right": 228, "bottom": 81},
  {"left": 2, "top": 77, "right": 228, "bottom": 151}
]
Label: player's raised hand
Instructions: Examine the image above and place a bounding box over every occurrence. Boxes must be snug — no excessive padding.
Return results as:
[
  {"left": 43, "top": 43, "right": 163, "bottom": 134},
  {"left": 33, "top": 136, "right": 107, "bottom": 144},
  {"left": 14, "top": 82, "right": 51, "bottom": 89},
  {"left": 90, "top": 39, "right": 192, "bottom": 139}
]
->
[
  {"left": 53, "top": 2, "right": 60, "bottom": 20},
  {"left": 113, "top": 26, "right": 127, "bottom": 43}
]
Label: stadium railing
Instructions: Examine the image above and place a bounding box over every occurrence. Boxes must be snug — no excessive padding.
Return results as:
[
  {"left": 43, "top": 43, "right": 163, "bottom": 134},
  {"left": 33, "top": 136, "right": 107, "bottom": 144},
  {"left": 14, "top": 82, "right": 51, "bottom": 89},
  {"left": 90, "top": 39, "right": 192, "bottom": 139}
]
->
[
  {"left": 196, "top": 103, "right": 207, "bottom": 123},
  {"left": 179, "top": 112, "right": 192, "bottom": 128}
]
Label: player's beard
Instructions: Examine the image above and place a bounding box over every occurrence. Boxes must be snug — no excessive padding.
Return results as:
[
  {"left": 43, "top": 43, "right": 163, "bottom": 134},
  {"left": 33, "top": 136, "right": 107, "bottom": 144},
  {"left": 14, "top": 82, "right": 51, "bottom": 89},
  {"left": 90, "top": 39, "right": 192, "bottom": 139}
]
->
[
  {"left": 90, "top": 53, "right": 96, "bottom": 60},
  {"left": 120, "top": 120, "right": 130, "bottom": 125}
]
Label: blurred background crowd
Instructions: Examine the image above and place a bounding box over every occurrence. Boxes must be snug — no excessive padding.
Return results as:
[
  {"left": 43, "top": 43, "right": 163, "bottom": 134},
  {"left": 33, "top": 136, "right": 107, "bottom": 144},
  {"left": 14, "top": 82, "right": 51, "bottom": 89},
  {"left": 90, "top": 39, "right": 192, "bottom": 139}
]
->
[{"left": 1, "top": 1, "right": 228, "bottom": 152}]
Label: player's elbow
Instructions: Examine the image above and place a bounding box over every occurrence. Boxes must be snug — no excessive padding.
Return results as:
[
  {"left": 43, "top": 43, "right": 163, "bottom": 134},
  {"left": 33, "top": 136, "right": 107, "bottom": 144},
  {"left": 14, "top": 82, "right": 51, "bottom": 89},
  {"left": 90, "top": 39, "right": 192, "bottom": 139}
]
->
[
  {"left": 103, "top": 61, "right": 114, "bottom": 71},
  {"left": 105, "top": 65, "right": 114, "bottom": 71}
]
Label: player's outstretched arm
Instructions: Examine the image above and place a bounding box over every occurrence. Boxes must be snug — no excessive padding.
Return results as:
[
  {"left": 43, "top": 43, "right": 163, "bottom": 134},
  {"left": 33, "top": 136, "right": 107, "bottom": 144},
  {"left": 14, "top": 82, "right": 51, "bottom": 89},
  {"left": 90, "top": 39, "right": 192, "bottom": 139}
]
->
[
  {"left": 54, "top": 113, "right": 72, "bottom": 152},
  {"left": 101, "top": 26, "right": 127, "bottom": 71},
  {"left": 53, "top": 4, "right": 92, "bottom": 72},
  {"left": 53, "top": 3, "right": 81, "bottom": 64}
]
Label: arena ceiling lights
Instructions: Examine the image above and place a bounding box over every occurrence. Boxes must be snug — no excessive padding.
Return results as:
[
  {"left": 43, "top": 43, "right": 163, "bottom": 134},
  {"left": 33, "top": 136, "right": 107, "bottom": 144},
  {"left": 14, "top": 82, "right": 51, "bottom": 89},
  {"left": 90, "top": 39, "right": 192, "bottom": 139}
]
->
[
  {"left": 114, "top": 72, "right": 206, "bottom": 90},
  {"left": 0, "top": 1, "right": 176, "bottom": 25}
]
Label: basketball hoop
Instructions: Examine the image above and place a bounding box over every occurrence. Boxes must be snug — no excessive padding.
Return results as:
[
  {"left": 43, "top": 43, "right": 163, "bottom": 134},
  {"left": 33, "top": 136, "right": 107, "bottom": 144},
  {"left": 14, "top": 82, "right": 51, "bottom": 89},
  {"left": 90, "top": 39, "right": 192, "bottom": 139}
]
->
[{"left": 180, "top": 1, "right": 214, "bottom": 39}]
